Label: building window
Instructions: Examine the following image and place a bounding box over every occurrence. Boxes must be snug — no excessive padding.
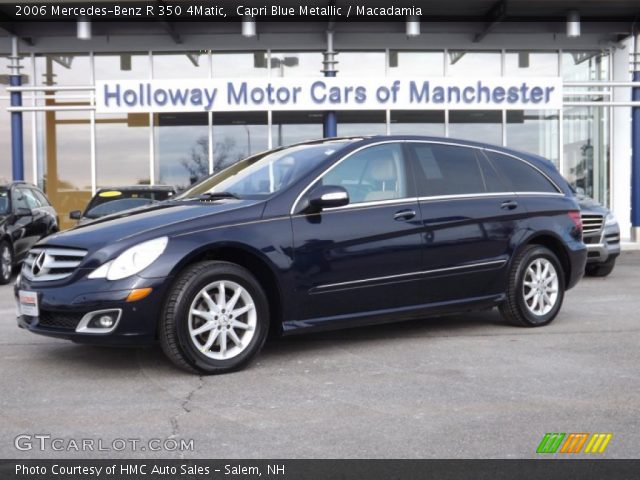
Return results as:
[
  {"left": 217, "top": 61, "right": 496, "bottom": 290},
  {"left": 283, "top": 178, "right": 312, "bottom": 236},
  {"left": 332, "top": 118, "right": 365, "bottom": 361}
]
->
[
  {"left": 35, "top": 54, "right": 91, "bottom": 85},
  {"left": 562, "top": 51, "right": 609, "bottom": 81},
  {"left": 270, "top": 52, "right": 323, "bottom": 77},
  {"left": 94, "top": 52, "right": 150, "bottom": 81},
  {"left": 338, "top": 51, "right": 386, "bottom": 77},
  {"left": 271, "top": 112, "right": 323, "bottom": 147},
  {"left": 152, "top": 52, "right": 209, "bottom": 79},
  {"left": 155, "top": 113, "right": 209, "bottom": 189},
  {"left": 388, "top": 51, "right": 444, "bottom": 76},
  {"left": 505, "top": 51, "right": 559, "bottom": 76},
  {"left": 506, "top": 110, "right": 559, "bottom": 165},
  {"left": 337, "top": 111, "right": 387, "bottom": 136},
  {"left": 212, "top": 112, "right": 269, "bottom": 170},
  {"left": 448, "top": 110, "right": 502, "bottom": 145},
  {"left": 447, "top": 51, "right": 501, "bottom": 76},
  {"left": 390, "top": 111, "right": 445, "bottom": 136},
  {"left": 96, "top": 113, "right": 150, "bottom": 188},
  {"left": 212, "top": 52, "right": 267, "bottom": 78}
]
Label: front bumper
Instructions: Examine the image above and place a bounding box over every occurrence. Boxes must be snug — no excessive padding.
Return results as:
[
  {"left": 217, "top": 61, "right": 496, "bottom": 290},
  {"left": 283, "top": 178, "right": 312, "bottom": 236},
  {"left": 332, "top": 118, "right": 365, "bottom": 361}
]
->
[
  {"left": 14, "top": 275, "right": 169, "bottom": 345},
  {"left": 584, "top": 224, "right": 620, "bottom": 264}
]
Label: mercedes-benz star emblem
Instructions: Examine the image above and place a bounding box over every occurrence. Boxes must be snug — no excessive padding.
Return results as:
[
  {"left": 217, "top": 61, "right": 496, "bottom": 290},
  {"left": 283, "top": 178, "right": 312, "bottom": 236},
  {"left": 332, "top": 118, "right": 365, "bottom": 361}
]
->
[{"left": 31, "top": 251, "right": 46, "bottom": 277}]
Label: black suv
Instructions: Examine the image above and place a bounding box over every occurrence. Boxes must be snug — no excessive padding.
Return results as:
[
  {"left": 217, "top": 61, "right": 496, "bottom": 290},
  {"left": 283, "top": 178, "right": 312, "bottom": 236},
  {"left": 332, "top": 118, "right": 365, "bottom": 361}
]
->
[
  {"left": 0, "top": 182, "right": 58, "bottom": 284},
  {"left": 15, "top": 137, "right": 586, "bottom": 374}
]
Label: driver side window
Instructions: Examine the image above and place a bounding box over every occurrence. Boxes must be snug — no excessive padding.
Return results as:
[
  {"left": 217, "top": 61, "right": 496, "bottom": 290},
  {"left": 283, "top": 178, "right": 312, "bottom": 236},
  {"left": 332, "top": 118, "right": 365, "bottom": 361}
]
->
[
  {"left": 320, "top": 143, "right": 408, "bottom": 204},
  {"left": 11, "top": 189, "right": 29, "bottom": 211}
]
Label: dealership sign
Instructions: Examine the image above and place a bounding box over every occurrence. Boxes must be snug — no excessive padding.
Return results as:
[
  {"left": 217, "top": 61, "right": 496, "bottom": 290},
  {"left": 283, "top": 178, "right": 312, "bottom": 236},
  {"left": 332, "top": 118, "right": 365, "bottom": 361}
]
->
[{"left": 96, "top": 77, "right": 562, "bottom": 113}]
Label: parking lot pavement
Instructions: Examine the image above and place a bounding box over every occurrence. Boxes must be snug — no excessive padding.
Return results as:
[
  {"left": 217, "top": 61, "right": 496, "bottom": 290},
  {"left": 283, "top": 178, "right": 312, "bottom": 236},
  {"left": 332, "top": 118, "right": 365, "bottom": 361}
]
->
[{"left": 1, "top": 253, "right": 639, "bottom": 459}]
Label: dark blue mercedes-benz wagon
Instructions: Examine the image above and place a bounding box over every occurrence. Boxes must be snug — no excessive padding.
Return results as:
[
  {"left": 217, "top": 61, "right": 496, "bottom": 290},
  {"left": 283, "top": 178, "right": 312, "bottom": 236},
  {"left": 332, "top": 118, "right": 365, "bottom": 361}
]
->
[{"left": 16, "top": 136, "right": 587, "bottom": 374}]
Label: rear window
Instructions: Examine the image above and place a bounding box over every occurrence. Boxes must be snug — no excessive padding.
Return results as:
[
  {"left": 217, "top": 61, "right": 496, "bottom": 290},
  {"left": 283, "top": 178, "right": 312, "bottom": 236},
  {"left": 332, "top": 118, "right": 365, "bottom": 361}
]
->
[
  {"left": 410, "top": 143, "right": 506, "bottom": 196},
  {"left": 85, "top": 189, "right": 174, "bottom": 215},
  {"left": 485, "top": 151, "right": 559, "bottom": 193}
]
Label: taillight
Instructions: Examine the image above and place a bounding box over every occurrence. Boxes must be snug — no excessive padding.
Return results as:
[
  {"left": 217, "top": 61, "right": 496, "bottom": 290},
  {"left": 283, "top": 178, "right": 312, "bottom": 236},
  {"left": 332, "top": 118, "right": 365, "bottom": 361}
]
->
[{"left": 568, "top": 210, "right": 582, "bottom": 231}]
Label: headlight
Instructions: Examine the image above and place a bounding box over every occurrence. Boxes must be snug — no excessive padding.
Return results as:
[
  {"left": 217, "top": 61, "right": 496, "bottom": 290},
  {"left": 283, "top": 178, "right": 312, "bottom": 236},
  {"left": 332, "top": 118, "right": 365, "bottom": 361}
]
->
[
  {"left": 88, "top": 237, "right": 168, "bottom": 281},
  {"left": 604, "top": 212, "right": 617, "bottom": 227}
]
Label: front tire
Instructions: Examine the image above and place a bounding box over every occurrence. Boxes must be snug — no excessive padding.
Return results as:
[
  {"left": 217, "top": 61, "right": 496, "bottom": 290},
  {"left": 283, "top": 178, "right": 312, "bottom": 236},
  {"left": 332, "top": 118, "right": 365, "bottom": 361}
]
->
[
  {"left": 0, "top": 241, "right": 13, "bottom": 285},
  {"left": 499, "top": 245, "right": 565, "bottom": 327},
  {"left": 159, "top": 261, "right": 269, "bottom": 374}
]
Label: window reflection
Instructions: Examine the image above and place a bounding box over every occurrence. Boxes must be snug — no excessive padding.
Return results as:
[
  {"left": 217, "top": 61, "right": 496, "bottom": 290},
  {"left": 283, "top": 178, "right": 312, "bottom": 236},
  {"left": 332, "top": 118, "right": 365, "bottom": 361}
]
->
[
  {"left": 39, "top": 111, "right": 92, "bottom": 230},
  {"left": 447, "top": 51, "right": 501, "bottom": 77},
  {"left": 388, "top": 51, "right": 444, "bottom": 76},
  {"left": 449, "top": 110, "right": 502, "bottom": 145},
  {"left": 337, "top": 111, "right": 386, "bottom": 137},
  {"left": 153, "top": 52, "right": 209, "bottom": 79},
  {"left": 36, "top": 54, "right": 91, "bottom": 86},
  {"left": 562, "top": 51, "right": 609, "bottom": 81},
  {"left": 390, "top": 111, "right": 445, "bottom": 136},
  {"left": 155, "top": 113, "right": 208, "bottom": 189},
  {"left": 96, "top": 113, "right": 150, "bottom": 188},
  {"left": 505, "top": 51, "right": 558, "bottom": 76},
  {"left": 212, "top": 52, "right": 267, "bottom": 78},
  {"left": 272, "top": 112, "right": 323, "bottom": 147},
  {"left": 270, "top": 52, "right": 323, "bottom": 77},
  {"left": 94, "top": 52, "right": 150, "bottom": 80},
  {"left": 563, "top": 106, "right": 609, "bottom": 205},
  {"left": 213, "top": 112, "right": 269, "bottom": 169},
  {"left": 338, "top": 52, "right": 385, "bottom": 77},
  {"left": 506, "top": 110, "right": 559, "bottom": 164}
]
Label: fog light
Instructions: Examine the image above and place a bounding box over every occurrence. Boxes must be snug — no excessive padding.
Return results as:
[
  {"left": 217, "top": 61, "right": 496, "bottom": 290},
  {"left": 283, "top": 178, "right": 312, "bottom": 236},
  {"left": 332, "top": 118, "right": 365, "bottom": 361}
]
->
[
  {"left": 76, "top": 309, "right": 122, "bottom": 333},
  {"left": 98, "top": 315, "right": 114, "bottom": 328}
]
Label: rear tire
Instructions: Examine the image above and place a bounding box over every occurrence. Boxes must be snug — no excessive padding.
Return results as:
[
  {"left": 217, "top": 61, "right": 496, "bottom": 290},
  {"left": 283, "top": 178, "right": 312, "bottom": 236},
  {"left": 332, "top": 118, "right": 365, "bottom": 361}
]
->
[
  {"left": 585, "top": 257, "right": 616, "bottom": 277},
  {"left": 159, "top": 261, "right": 269, "bottom": 374},
  {"left": 0, "top": 241, "right": 13, "bottom": 285},
  {"left": 499, "top": 245, "right": 565, "bottom": 327}
]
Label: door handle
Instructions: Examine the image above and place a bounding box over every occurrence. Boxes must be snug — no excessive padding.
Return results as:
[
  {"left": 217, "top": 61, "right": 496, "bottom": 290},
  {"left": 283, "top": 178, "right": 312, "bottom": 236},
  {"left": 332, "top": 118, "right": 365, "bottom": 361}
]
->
[
  {"left": 393, "top": 209, "right": 416, "bottom": 221},
  {"left": 501, "top": 200, "right": 518, "bottom": 210}
]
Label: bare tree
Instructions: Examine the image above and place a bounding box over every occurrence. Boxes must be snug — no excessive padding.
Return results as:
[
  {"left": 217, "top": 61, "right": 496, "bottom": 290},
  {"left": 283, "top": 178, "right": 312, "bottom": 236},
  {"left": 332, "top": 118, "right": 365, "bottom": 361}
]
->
[{"left": 180, "top": 136, "right": 243, "bottom": 185}]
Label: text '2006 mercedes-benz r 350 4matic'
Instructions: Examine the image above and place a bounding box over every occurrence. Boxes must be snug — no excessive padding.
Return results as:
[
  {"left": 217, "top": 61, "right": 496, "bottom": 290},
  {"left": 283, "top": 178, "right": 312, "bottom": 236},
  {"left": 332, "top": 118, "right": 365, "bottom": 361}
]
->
[{"left": 16, "top": 136, "right": 587, "bottom": 374}]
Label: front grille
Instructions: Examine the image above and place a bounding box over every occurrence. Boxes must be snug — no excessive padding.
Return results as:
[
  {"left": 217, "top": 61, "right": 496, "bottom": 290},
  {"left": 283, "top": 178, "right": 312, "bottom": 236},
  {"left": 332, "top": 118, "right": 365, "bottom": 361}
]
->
[
  {"left": 22, "top": 247, "right": 87, "bottom": 282},
  {"left": 36, "top": 311, "right": 84, "bottom": 330},
  {"left": 581, "top": 214, "right": 604, "bottom": 235},
  {"left": 583, "top": 236, "right": 599, "bottom": 245}
]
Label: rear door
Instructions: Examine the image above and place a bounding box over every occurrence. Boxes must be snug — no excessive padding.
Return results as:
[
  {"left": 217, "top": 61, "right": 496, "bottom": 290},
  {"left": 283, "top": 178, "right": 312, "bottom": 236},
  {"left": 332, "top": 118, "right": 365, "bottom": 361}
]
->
[
  {"left": 407, "top": 142, "right": 521, "bottom": 302},
  {"left": 290, "top": 142, "right": 425, "bottom": 324}
]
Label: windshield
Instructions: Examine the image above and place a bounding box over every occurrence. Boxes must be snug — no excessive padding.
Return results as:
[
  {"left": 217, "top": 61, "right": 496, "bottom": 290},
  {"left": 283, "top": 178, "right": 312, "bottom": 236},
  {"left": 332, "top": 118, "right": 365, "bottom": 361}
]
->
[
  {"left": 0, "top": 189, "right": 8, "bottom": 214},
  {"left": 179, "top": 142, "right": 352, "bottom": 200},
  {"left": 84, "top": 189, "right": 174, "bottom": 216},
  {"left": 85, "top": 197, "right": 155, "bottom": 219}
]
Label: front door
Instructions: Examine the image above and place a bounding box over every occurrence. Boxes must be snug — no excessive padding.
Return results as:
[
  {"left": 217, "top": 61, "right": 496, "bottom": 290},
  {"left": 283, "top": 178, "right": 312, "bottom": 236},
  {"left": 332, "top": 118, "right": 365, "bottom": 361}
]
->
[{"left": 290, "top": 142, "right": 425, "bottom": 326}]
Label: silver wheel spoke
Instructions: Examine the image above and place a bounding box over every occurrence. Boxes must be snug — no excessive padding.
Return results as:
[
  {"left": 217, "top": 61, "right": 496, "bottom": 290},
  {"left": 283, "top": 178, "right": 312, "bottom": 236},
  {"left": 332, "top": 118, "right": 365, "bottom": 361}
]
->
[
  {"left": 217, "top": 282, "right": 226, "bottom": 309},
  {"left": 219, "top": 330, "right": 227, "bottom": 355},
  {"left": 192, "top": 321, "right": 216, "bottom": 336},
  {"left": 201, "top": 290, "right": 218, "bottom": 312},
  {"left": 232, "top": 304, "right": 254, "bottom": 317},
  {"left": 226, "top": 288, "right": 242, "bottom": 311},
  {"left": 522, "top": 257, "right": 559, "bottom": 317},
  {"left": 191, "top": 309, "right": 213, "bottom": 321},
  {"left": 202, "top": 328, "right": 220, "bottom": 351},
  {"left": 231, "top": 319, "right": 251, "bottom": 330},
  {"left": 227, "top": 328, "right": 242, "bottom": 347},
  {"left": 524, "top": 289, "right": 536, "bottom": 300}
]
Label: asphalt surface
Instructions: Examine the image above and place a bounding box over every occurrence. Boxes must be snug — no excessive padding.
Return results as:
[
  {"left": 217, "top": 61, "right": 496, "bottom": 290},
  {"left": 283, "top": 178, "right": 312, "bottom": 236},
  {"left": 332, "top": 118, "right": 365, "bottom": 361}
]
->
[{"left": 1, "top": 252, "right": 639, "bottom": 459}]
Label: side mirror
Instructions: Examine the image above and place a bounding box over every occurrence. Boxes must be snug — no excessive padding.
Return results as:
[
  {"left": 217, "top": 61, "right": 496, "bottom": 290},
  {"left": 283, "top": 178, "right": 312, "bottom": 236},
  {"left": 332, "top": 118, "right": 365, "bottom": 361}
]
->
[
  {"left": 69, "top": 210, "right": 82, "bottom": 220},
  {"left": 14, "top": 207, "right": 32, "bottom": 217},
  {"left": 308, "top": 185, "right": 349, "bottom": 211}
]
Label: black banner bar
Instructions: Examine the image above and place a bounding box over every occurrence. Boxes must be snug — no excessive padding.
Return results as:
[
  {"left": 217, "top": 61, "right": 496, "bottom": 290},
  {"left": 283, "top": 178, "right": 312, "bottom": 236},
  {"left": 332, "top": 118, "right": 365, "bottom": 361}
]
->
[{"left": 1, "top": 460, "right": 639, "bottom": 480}]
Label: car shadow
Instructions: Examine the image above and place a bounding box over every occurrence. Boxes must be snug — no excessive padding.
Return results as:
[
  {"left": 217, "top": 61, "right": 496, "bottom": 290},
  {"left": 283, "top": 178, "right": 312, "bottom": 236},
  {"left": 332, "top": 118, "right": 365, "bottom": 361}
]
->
[{"left": 45, "top": 308, "right": 509, "bottom": 375}]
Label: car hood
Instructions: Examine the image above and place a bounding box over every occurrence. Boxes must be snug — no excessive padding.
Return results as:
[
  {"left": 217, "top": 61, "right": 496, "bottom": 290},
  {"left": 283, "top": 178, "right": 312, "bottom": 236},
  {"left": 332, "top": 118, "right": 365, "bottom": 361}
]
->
[
  {"left": 40, "top": 199, "right": 263, "bottom": 251},
  {"left": 577, "top": 194, "right": 609, "bottom": 215}
]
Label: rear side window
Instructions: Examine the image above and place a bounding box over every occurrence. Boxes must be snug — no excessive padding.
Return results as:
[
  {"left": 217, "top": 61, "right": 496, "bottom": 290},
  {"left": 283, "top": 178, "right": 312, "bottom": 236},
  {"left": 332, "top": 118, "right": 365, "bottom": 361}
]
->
[
  {"left": 485, "top": 151, "right": 558, "bottom": 193},
  {"left": 410, "top": 143, "right": 505, "bottom": 196}
]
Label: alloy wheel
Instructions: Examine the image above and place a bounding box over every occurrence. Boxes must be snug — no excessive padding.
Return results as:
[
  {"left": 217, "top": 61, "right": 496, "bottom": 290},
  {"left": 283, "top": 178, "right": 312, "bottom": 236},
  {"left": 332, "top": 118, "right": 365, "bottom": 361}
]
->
[
  {"left": 522, "top": 257, "right": 559, "bottom": 316},
  {"left": 188, "top": 280, "right": 257, "bottom": 360}
]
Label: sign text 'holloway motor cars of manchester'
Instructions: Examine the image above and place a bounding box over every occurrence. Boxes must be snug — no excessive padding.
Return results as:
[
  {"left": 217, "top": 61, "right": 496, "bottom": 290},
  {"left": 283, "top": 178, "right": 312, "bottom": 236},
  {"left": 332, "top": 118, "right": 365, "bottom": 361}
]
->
[{"left": 95, "top": 77, "right": 563, "bottom": 113}]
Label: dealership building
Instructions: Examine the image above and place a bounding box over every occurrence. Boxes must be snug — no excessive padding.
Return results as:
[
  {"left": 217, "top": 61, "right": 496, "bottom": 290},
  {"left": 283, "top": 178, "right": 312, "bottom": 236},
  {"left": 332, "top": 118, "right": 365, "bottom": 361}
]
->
[{"left": 1, "top": 1, "right": 640, "bottom": 235}]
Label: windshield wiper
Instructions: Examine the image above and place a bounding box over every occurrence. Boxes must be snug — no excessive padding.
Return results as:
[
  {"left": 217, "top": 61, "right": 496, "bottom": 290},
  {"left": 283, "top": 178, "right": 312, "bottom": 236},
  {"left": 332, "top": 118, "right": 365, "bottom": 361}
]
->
[{"left": 193, "top": 191, "right": 241, "bottom": 200}]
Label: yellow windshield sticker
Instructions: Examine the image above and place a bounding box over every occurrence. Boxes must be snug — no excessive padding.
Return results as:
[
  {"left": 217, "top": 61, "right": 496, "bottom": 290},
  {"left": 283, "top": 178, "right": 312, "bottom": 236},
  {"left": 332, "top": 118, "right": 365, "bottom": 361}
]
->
[{"left": 99, "top": 191, "right": 122, "bottom": 198}]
